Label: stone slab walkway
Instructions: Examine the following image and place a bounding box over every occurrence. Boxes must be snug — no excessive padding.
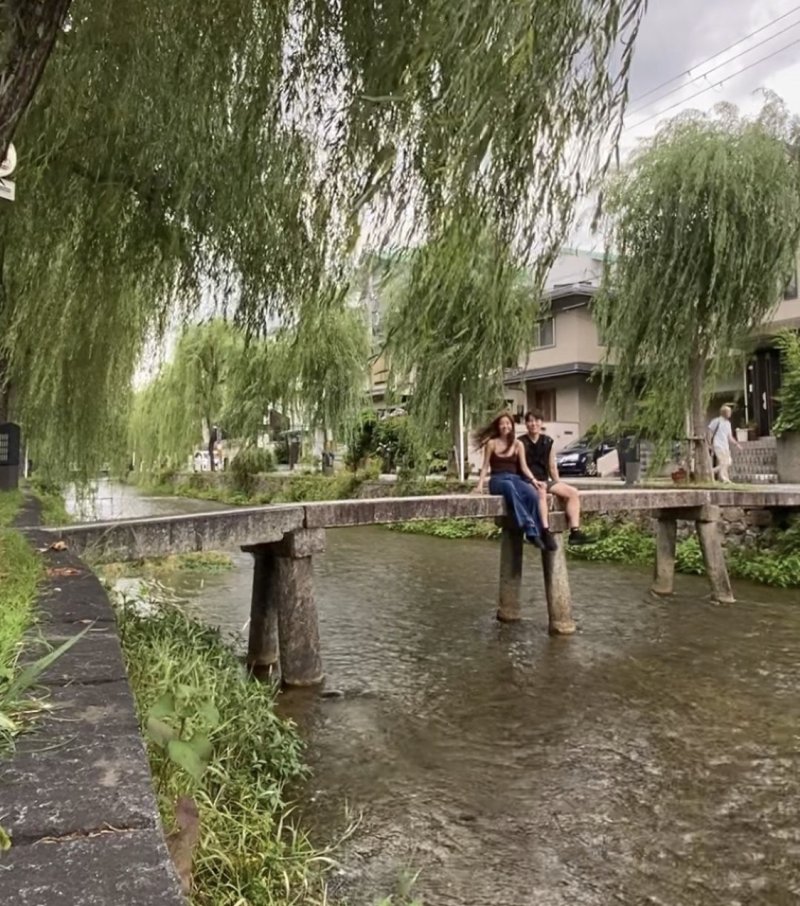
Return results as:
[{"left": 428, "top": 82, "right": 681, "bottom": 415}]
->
[{"left": 1, "top": 500, "right": 184, "bottom": 904}]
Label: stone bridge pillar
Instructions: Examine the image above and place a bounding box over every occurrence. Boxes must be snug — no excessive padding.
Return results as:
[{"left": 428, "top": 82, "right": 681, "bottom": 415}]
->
[
  {"left": 495, "top": 517, "right": 576, "bottom": 633},
  {"left": 652, "top": 505, "right": 734, "bottom": 604},
  {"left": 242, "top": 528, "right": 326, "bottom": 687}
]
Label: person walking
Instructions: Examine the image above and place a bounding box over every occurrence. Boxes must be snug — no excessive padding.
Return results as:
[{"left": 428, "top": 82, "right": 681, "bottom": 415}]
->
[
  {"left": 707, "top": 405, "right": 740, "bottom": 484},
  {"left": 520, "top": 410, "right": 591, "bottom": 546},
  {"left": 474, "top": 412, "right": 555, "bottom": 550}
]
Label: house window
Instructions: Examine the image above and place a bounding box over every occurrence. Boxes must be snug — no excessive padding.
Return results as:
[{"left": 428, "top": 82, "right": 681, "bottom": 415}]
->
[
  {"left": 784, "top": 267, "right": 798, "bottom": 301},
  {"left": 533, "top": 388, "right": 557, "bottom": 422},
  {"left": 534, "top": 316, "right": 555, "bottom": 348}
]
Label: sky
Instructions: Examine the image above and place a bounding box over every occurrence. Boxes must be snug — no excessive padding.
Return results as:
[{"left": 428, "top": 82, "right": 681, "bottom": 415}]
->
[{"left": 570, "top": 0, "right": 800, "bottom": 249}]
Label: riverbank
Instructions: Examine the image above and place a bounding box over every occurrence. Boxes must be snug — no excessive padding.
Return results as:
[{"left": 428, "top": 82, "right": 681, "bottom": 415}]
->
[
  {"left": 0, "top": 492, "right": 42, "bottom": 753},
  {"left": 113, "top": 590, "right": 333, "bottom": 904},
  {"left": 391, "top": 515, "right": 800, "bottom": 588},
  {"left": 132, "top": 468, "right": 471, "bottom": 506}
]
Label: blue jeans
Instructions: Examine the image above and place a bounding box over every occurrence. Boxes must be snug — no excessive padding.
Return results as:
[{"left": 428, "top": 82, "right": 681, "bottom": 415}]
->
[{"left": 489, "top": 473, "right": 542, "bottom": 538}]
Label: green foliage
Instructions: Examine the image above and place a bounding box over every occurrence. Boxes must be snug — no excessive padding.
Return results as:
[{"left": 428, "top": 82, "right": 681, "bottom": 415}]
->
[
  {"left": 389, "top": 518, "right": 501, "bottom": 541},
  {"left": 146, "top": 688, "right": 220, "bottom": 784},
  {"left": 130, "top": 320, "right": 243, "bottom": 471},
  {"left": 568, "top": 520, "right": 655, "bottom": 565},
  {"left": 98, "top": 552, "right": 234, "bottom": 581},
  {"left": 597, "top": 99, "right": 800, "bottom": 451},
  {"left": 346, "top": 410, "right": 443, "bottom": 475},
  {"left": 383, "top": 224, "right": 540, "bottom": 439},
  {"left": 230, "top": 446, "right": 277, "bottom": 495},
  {"left": 2, "top": 0, "right": 644, "bottom": 478},
  {"left": 0, "top": 490, "right": 22, "bottom": 528},
  {"left": 115, "top": 595, "right": 330, "bottom": 904},
  {"left": 0, "top": 494, "right": 37, "bottom": 747},
  {"left": 27, "top": 478, "right": 72, "bottom": 527},
  {"left": 773, "top": 331, "right": 800, "bottom": 436}
]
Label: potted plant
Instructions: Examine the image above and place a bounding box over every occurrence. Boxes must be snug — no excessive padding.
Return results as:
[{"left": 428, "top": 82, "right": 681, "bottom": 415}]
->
[{"left": 773, "top": 331, "right": 800, "bottom": 482}]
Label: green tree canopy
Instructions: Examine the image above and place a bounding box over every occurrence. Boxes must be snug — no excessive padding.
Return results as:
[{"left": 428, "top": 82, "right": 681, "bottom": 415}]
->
[
  {"left": 595, "top": 98, "right": 800, "bottom": 478},
  {"left": 0, "top": 0, "right": 644, "bottom": 477}
]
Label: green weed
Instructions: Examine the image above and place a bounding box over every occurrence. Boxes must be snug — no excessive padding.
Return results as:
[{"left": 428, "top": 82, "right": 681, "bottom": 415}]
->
[{"left": 114, "top": 594, "right": 338, "bottom": 904}]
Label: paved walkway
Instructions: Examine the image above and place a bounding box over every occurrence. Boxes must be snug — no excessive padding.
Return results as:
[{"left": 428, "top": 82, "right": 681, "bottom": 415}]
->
[{"left": 1, "top": 499, "right": 183, "bottom": 904}]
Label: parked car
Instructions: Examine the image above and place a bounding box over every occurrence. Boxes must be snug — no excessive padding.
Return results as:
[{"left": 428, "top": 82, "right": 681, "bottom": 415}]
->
[{"left": 555, "top": 435, "right": 616, "bottom": 477}]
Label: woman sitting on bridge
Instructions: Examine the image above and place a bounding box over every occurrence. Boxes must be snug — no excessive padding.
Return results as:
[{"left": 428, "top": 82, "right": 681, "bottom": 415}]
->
[{"left": 474, "top": 413, "right": 555, "bottom": 551}]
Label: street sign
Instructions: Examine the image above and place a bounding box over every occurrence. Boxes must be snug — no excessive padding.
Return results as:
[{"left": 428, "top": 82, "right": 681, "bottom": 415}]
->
[
  {"left": 0, "top": 143, "right": 16, "bottom": 178},
  {"left": 0, "top": 178, "right": 16, "bottom": 202}
]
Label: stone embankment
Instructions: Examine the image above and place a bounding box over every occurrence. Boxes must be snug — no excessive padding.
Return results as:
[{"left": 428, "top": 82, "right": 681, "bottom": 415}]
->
[{"left": 1, "top": 501, "right": 184, "bottom": 905}]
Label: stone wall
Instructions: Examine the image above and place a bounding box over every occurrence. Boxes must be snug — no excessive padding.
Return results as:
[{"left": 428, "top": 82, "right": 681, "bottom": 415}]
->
[
  {"left": 593, "top": 506, "right": 777, "bottom": 548},
  {"left": 731, "top": 438, "right": 778, "bottom": 484}
]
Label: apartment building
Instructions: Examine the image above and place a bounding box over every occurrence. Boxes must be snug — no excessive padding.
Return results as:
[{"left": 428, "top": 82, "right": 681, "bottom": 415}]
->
[{"left": 504, "top": 249, "right": 606, "bottom": 451}]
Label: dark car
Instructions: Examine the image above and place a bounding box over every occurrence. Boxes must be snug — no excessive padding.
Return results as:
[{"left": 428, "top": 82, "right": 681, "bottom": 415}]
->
[{"left": 555, "top": 435, "right": 616, "bottom": 477}]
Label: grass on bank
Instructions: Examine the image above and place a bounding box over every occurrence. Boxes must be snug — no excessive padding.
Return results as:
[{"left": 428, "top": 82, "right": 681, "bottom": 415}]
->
[
  {"left": 134, "top": 467, "right": 471, "bottom": 508},
  {"left": 115, "top": 594, "right": 337, "bottom": 905},
  {"left": 98, "top": 551, "right": 234, "bottom": 581},
  {"left": 390, "top": 516, "right": 800, "bottom": 589},
  {"left": 0, "top": 492, "right": 42, "bottom": 750}
]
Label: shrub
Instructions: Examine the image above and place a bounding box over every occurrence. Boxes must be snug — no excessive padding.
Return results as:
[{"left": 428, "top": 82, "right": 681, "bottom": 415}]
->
[{"left": 230, "top": 446, "right": 276, "bottom": 493}]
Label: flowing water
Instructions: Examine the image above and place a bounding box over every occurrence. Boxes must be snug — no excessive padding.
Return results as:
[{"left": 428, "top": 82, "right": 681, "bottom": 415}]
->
[{"left": 79, "top": 483, "right": 800, "bottom": 905}]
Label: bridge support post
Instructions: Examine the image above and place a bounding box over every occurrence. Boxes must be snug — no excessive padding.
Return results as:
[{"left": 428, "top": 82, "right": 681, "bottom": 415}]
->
[
  {"left": 243, "top": 546, "right": 279, "bottom": 675},
  {"left": 496, "top": 518, "right": 523, "bottom": 622},
  {"left": 242, "top": 529, "right": 326, "bottom": 687},
  {"left": 695, "top": 513, "right": 735, "bottom": 604},
  {"left": 651, "top": 517, "right": 677, "bottom": 596},
  {"left": 541, "top": 536, "right": 576, "bottom": 635},
  {"left": 275, "top": 529, "right": 326, "bottom": 686}
]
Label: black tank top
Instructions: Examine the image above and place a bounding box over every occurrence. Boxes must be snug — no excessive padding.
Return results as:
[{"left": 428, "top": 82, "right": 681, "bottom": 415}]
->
[
  {"left": 521, "top": 434, "right": 552, "bottom": 481},
  {"left": 489, "top": 441, "right": 519, "bottom": 474}
]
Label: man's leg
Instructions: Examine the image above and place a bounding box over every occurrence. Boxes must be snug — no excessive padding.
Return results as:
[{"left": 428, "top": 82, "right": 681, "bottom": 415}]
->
[
  {"left": 550, "top": 481, "right": 580, "bottom": 529},
  {"left": 718, "top": 450, "right": 732, "bottom": 483},
  {"left": 551, "top": 481, "right": 591, "bottom": 545}
]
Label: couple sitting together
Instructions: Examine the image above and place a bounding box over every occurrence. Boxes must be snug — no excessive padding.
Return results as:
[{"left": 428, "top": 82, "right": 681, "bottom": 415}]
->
[{"left": 475, "top": 410, "right": 590, "bottom": 550}]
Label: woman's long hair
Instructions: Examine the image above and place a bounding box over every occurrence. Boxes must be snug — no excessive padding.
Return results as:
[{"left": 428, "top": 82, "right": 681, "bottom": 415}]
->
[{"left": 473, "top": 411, "right": 516, "bottom": 450}]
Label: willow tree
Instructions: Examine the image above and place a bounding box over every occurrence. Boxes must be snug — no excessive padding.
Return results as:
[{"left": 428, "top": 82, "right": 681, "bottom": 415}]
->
[
  {"left": 130, "top": 321, "right": 242, "bottom": 473},
  {"left": 382, "top": 217, "right": 538, "bottom": 461},
  {"left": 1, "top": 0, "right": 645, "bottom": 479},
  {"left": 596, "top": 100, "right": 800, "bottom": 480}
]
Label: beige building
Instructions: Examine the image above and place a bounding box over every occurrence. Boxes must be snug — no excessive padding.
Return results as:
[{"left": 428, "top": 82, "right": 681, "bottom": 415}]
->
[
  {"left": 504, "top": 250, "right": 607, "bottom": 451},
  {"left": 505, "top": 248, "right": 800, "bottom": 446}
]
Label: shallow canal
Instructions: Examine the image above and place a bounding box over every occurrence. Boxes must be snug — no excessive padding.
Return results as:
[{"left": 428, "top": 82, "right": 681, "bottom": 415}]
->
[{"left": 77, "top": 483, "right": 800, "bottom": 905}]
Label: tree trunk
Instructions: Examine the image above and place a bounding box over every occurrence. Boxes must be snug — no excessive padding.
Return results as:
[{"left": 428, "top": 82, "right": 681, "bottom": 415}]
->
[
  {"left": 205, "top": 419, "right": 216, "bottom": 472},
  {"left": 0, "top": 0, "right": 73, "bottom": 162},
  {"left": 689, "top": 353, "right": 712, "bottom": 482}
]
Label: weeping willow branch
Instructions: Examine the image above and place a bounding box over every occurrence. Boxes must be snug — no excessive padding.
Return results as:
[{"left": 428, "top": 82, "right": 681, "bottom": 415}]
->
[
  {"left": 2, "top": 0, "right": 645, "bottom": 478},
  {"left": 595, "top": 97, "right": 800, "bottom": 480}
]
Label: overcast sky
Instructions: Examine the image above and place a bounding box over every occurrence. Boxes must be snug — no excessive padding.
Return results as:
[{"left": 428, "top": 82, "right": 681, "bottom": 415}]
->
[{"left": 568, "top": 0, "right": 800, "bottom": 250}]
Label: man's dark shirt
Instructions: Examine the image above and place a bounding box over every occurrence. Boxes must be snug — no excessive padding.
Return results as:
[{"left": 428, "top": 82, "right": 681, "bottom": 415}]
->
[{"left": 521, "top": 433, "right": 552, "bottom": 482}]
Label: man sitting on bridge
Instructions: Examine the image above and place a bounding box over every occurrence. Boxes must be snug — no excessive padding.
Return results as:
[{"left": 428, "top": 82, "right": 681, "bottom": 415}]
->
[{"left": 520, "top": 410, "right": 591, "bottom": 546}]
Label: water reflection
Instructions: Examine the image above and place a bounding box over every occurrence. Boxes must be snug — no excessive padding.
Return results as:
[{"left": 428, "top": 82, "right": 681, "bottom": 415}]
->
[{"left": 65, "top": 478, "right": 227, "bottom": 523}]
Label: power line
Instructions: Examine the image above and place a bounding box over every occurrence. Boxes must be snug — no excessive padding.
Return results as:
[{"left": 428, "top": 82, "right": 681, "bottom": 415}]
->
[
  {"left": 627, "top": 16, "right": 800, "bottom": 117},
  {"left": 630, "top": 4, "right": 800, "bottom": 106},
  {"left": 626, "top": 34, "right": 800, "bottom": 132}
]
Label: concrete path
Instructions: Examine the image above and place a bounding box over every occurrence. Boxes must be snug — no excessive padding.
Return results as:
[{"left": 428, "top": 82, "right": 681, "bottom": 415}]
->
[{"left": 1, "top": 500, "right": 184, "bottom": 904}]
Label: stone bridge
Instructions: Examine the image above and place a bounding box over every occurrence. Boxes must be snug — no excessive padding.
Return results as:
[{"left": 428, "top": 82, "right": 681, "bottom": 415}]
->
[{"left": 44, "top": 487, "right": 800, "bottom": 688}]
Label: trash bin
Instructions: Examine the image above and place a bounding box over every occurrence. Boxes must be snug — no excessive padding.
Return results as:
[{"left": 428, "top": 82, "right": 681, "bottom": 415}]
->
[
  {"left": 321, "top": 451, "right": 335, "bottom": 476},
  {"left": 624, "top": 438, "right": 641, "bottom": 487}
]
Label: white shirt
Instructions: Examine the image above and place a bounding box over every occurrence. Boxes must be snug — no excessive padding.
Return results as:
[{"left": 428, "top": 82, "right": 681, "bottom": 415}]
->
[{"left": 708, "top": 417, "right": 732, "bottom": 453}]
